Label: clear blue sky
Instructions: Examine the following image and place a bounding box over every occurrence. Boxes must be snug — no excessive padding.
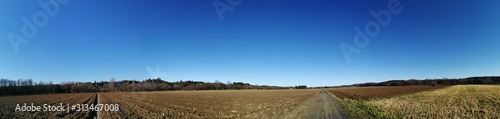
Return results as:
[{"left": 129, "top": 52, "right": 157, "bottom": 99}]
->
[{"left": 1, "top": 0, "right": 499, "bottom": 87}]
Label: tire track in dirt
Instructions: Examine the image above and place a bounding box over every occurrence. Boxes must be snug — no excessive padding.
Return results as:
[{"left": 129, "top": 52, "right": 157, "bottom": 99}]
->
[
  {"left": 88, "top": 93, "right": 97, "bottom": 119},
  {"left": 301, "top": 89, "right": 347, "bottom": 119}
]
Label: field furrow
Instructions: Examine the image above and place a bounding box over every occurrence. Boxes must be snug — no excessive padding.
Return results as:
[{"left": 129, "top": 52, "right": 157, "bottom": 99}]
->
[
  {"left": 98, "top": 89, "right": 318, "bottom": 118},
  {"left": 0, "top": 93, "right": 96, "bottom": 118}
]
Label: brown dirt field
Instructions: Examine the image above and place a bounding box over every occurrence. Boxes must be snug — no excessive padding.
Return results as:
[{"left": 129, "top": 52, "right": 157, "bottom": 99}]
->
[
  {"left": 2, "top": 89, "right": 350, "bottom": 118},
  {"left": 98, "top": 89, "right": 319, "bottom": 118},
  {"left": 327, "top": 85, "right": 446, "bottom": 100},
  {"left": 371, "top": 85, "right": 500, "bottom": 118},
  {"left": 0, "top": 93, "right": 96, "bottom": 118}
]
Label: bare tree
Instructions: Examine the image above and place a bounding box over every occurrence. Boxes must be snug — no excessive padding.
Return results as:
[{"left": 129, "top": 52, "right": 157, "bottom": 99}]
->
[
  {"left": 109, "top": 78, "right": 116, "bottom": 92},
  {"left": 214, "top": 80, "right": 222, "bottom": 90},
  {"left": 132, "top": 80, "right": 135, "bottom": 92}
]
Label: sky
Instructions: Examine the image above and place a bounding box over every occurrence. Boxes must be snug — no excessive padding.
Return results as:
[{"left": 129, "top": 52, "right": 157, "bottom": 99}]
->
[{"left": 1, "top": 0, "right": 499, "bottom": 87}]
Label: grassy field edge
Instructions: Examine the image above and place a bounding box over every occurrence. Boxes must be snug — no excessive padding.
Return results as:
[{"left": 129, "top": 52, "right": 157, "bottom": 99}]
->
[{"left": 326, "top": 86, "right": 451, "bottom": 119}]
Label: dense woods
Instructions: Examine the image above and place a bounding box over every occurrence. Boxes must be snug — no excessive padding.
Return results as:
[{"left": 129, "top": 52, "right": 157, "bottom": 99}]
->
[
  {"left": 0, "top": 78, "right": 287, "bottom": 96},
  {"left": 341, "top": 76, "right": 500, "bottom": 87}
]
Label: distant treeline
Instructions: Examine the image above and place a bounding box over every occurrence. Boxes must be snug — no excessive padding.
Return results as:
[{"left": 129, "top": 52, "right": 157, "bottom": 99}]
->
[
  {"left": 0, "top": 78, "right": 298, "bottom": 96},
  {"left": 338, "top": 76, "right": 500, "bottom": 87},
  {"left": 3, "top": 76, "right": 499, "bottom": 95}
]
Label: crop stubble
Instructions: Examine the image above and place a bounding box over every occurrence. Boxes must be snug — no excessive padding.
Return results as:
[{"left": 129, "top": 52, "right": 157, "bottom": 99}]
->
[{"left": 371, "top": 85, "right": 500, "bottom": 118}]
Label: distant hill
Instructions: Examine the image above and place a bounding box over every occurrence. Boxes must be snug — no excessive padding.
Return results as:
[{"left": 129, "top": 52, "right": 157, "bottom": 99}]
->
[{"left": 334, "top": 76, "right": 500, "bottom": 87}]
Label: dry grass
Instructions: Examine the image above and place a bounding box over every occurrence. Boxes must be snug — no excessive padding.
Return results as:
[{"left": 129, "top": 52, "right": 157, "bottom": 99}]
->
[{"left": 370, "top": 85, "right": 500, "bottom": 118}]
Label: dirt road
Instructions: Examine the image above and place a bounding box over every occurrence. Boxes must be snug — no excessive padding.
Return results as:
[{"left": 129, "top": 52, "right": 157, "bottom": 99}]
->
[{"left": 301, "top": 89, "right": 347, "bottom": 119}]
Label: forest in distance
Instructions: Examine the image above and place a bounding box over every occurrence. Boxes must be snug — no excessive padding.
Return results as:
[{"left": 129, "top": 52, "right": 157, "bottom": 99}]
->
[
  {"left": 0, "top": 78, "right": 298, "bottom": 96},
  {"left": 1, "top": 76, "right": 500, "bottom": 96},
  {"left": 339, "top": 76, "right": 500, "bottom": 87}
]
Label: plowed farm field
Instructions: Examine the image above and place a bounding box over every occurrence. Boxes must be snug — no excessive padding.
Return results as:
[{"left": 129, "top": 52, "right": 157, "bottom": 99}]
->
[
  {"left": 327, "top": 85, "right": 446, "bottom": 100},
  {"left": 1, "top": 89, "right": 319, "bottom": 118},
  {"left": 98, "top": 89, "right": 318, "bottom": 118},
  {"left": 0, "top": 93, "right": 97, "bottom": 118}
]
